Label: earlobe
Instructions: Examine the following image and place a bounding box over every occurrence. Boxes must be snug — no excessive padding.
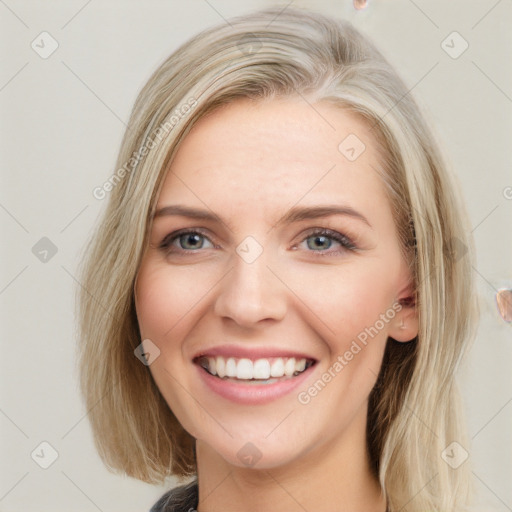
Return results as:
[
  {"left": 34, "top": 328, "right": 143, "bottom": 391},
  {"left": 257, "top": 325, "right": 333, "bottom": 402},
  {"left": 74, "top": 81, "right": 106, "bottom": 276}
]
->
[{"left": 390, "top": 297, "right": 419, "bottom": 342}]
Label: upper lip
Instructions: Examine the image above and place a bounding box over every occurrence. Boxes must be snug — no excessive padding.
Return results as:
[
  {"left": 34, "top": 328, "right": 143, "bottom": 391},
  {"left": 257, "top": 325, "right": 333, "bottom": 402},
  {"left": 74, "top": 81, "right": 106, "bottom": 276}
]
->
[{"left": 192, "top": 345, "right": 318, "bottom": 362}]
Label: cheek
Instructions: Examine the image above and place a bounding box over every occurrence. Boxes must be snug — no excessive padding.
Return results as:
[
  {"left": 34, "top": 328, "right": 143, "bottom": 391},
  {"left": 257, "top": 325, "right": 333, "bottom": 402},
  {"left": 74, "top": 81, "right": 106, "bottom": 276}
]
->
[
  {"left": 135, "top": 261, "right": 213, "bottom": 339},
  {"left": 135, "top": 262, "right": 210, "bottom": 437},
  {"left": 284, "top": 262, "right": 396, "bottom": 402},
  {"left": 285, "top": 261, "right": 396, "bottom": 348}
]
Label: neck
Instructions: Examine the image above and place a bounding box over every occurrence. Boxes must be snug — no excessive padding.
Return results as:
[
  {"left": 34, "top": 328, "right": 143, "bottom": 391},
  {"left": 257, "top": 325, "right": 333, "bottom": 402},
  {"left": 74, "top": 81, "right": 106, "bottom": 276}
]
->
[{"left": 195, "top": 407, "right": 387, "bottom": 512}]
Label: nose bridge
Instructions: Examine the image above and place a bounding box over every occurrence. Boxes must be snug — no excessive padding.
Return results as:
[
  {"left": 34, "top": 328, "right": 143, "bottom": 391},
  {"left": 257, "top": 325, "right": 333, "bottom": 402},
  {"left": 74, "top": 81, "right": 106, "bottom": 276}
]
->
[{"left": 214, "top": 240, "right": 286, "bottom": 325}]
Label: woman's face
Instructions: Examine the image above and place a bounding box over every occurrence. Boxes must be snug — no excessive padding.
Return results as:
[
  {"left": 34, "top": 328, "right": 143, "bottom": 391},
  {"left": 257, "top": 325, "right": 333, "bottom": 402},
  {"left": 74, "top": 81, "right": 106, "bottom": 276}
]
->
[{"left": 135, "top": 98, "right": 418, "bottom": 470}]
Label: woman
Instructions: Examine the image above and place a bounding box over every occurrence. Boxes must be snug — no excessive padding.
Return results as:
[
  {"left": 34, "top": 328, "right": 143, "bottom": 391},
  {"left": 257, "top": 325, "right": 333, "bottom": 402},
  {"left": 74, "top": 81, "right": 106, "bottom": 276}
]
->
[{"left": 78, "top": 7, "right": 479, "bottom": 511}]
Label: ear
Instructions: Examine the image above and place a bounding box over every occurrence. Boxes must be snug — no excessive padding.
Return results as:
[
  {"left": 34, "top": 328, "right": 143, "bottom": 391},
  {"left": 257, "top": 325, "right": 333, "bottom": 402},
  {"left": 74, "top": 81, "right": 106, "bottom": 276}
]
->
[{"left": 388, "top": 281, "right": 419, "bottom": 343}]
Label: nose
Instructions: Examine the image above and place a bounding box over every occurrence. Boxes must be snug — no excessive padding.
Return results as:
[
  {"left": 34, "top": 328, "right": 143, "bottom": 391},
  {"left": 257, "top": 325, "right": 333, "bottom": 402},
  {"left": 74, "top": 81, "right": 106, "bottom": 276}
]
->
[{"left": 213, "top": 248, "right": 287, "bottom": 327}]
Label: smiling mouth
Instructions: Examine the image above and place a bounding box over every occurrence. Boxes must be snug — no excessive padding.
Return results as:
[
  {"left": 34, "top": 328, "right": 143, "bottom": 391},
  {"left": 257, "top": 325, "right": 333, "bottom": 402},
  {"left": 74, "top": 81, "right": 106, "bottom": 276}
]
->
[{"left": 194, "top": 355, "right": 316, "bottom": 383}]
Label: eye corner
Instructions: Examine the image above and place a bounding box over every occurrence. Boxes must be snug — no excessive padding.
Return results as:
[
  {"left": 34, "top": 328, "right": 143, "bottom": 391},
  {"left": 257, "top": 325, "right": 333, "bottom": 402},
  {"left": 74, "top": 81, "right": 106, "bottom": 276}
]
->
[
  {"left": 157, "top": 228, "right": 217, "bottom": 256},
  {"left": 286, "top": 227, "right": 360, "bottom": 258}
]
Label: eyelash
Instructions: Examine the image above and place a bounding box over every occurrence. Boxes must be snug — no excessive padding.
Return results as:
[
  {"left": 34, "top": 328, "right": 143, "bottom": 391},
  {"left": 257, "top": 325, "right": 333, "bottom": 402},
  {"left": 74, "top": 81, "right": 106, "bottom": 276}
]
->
[
  {"left": 158, "top": 227, "right": 357, "bottom": 257},
  {"left": 295, "top": 228, "right": 357, "bottom": 255}
]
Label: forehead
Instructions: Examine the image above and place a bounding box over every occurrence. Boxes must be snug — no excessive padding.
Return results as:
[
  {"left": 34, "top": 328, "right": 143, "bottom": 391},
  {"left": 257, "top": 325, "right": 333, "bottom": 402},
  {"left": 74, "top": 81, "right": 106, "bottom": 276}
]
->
[{"left": 158, "top": 98, "right": 390, "bottom": 227}]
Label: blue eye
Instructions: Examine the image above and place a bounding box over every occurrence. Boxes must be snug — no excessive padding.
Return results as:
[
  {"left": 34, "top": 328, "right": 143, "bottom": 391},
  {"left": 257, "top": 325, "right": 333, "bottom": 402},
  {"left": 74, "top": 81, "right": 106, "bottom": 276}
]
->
[
  {"left": 159, "top": 230, "right": 214, "bottom": 253},
  {"left": 306, "top": 234, "right": 333, "bottom": 251},
  {"left": 300, "top": 229, "right": 356, "bottom": 254},
  {"left": 158, "top": 228, "right": 357, "bottom": 257}
]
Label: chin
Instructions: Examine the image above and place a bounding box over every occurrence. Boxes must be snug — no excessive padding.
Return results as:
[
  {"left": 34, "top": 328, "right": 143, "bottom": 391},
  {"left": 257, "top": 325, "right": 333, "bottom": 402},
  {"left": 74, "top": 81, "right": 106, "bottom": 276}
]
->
[{"left": 216, "top": 439, "right": 303, "bottom": 471}]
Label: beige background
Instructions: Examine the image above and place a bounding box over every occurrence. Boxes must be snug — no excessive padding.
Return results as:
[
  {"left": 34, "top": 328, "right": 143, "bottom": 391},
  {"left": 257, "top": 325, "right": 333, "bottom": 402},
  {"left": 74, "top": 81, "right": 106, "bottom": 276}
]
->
[{"left": 1, "top": 0, "right": 511, "bottom": 510}]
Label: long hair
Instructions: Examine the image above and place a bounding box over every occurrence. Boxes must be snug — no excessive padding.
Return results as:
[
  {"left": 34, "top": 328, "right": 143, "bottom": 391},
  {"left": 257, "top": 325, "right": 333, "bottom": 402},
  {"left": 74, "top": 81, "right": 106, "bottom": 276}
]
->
[{"left": 77, "top": 7, "right": 479, "bottom": 510}]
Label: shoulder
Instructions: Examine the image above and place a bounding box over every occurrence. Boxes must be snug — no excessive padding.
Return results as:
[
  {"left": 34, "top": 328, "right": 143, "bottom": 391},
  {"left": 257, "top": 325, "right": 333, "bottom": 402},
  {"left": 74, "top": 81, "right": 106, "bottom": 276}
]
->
[{"left": 150, "top": 479, "right": 198, "bottom": 512}]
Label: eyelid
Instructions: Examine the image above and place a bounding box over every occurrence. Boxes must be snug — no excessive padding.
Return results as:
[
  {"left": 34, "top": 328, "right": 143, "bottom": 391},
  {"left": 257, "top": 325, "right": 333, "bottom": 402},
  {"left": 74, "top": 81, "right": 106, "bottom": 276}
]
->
[
  {"left": 158, "top": 227, "right": 216, "bottom": 251},
  {"left": 157, "top": 226, "right": 358, "bottom": 256},
  {"left": 295, "top": 227, "right": 357, "bottom": 252}
]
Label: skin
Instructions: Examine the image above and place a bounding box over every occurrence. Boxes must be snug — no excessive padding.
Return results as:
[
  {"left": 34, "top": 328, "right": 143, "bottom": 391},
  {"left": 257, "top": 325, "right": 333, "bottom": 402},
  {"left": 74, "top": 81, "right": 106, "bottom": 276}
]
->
[{"left": 135, "top": 97, "right": 419, "bottom": 512}]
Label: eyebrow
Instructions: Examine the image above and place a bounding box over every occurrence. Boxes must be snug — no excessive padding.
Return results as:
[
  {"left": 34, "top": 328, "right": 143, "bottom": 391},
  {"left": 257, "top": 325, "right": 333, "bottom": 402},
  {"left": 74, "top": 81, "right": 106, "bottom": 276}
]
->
[
  {"left": 274, "top": 205, "right": 372, "bottom": 229},
  {"left": 154, "top": 205, "right": 223, "bottom": 222},
  {"left": 154, "top": 204, "right": 372, "bottom": 229}
]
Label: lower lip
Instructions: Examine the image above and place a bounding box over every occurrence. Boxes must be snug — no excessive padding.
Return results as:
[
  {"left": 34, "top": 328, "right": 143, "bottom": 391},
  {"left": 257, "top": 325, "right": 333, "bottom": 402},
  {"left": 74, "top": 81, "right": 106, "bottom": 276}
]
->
[{"left": 195, "top": 363, "right": 316, "bottom": 405}]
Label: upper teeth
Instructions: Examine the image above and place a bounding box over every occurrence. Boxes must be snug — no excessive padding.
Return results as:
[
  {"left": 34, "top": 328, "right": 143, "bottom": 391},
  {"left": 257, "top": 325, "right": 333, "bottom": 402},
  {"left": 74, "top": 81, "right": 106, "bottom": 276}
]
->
[{"left": 198, "top": 356, "right": 311, "bottom": 380}]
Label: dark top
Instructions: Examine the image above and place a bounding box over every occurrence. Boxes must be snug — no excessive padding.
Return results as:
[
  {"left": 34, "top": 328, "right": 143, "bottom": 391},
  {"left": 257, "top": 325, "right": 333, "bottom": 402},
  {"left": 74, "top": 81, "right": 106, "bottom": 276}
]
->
[{"left": 150, "top": 480, "right": 199, "bottom": 512}]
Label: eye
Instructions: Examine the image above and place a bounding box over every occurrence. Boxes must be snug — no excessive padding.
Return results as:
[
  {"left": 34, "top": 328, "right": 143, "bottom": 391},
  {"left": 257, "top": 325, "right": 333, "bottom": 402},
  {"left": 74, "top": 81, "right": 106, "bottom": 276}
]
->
[
  {"left": 159, "top": 229, "right": 215, "bottom": 254},
  {"left": 296, "top": 228, "right": 357, "bottom": 255}
]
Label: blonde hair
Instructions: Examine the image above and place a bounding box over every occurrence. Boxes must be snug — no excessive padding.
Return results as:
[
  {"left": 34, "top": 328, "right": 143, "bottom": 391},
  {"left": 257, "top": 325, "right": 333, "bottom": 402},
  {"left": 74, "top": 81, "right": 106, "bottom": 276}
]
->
[{"left": 77, "top": 7, "right": 479, "bottom": 510}]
